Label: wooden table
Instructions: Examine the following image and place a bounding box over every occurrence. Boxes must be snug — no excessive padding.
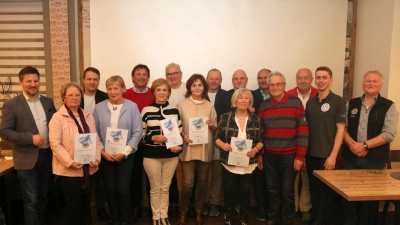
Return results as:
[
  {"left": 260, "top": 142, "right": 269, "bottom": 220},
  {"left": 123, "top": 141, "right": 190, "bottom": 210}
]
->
[
  {"left": 314, "top": 169, "right": 400, "bottom": 201},
  {"left": 0, "top": 150, "right": 14, "bottom": 225}
]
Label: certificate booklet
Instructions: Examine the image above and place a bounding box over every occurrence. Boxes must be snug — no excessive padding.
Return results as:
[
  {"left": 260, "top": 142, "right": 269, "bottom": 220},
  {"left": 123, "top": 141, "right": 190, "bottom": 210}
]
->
[
  {"left": 74, "top": 133, "right": 97, "bottom": 164},
  {"left": 105, "top": 128, "right": 128, "bottom": 154},
  {"left": 188, "top": 117, "right": 208, "bottom": 145},
  {"left": 227, "top": 137, "right": 252, "bottom": 167},
  {"left": 160, "top": 118, "right": 183, "bottom": 149}
]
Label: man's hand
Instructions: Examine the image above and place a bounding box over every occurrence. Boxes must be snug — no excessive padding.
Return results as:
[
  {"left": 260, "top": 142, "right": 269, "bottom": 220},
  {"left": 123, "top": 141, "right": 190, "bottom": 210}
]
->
[
  {"left": 294, "top": 159, "right": 303, "bottom": 171},
  {"left": 33, "top": 134, "right": 44, "bottom": 147},
  {"left": 206, "top": 119, "right": 215, "bottom": 130},
  {"left": 257, "top": 154, "right": 263, "bottom": 170},
  {"left": 324, "top": 156, "right": 336, "bottom": 170}
]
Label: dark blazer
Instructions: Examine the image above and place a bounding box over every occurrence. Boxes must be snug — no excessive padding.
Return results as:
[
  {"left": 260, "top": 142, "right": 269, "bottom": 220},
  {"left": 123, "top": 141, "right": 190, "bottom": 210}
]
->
[
  {"left": 79, "top": 89, "right": 108, "bottom": 109},
  {"left": 252, "top": 88, "right": 264, "bottom": 114},
  {"left": 0, "top": 94, "right": 56, "bottom": 170},
  {"left": 215, "top": 89, "right": 234, "bottom": 122}
]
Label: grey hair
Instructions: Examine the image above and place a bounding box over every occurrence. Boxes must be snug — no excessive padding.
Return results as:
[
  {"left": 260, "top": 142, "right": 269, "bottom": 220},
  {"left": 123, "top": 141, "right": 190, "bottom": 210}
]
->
[
  {"left": 267, "top": 71, "right": 286, "bottom": 83},
  {"left": 231, "top": 88, "right": 253, "bottom": 108},
  {"left": 363, "top": 70, "right": 383, "bottom": 79},
  {"left": 165, "top": 62, "right": 181, "bottom": 72},
  {"left": 60, "top": 82, "right": 83, "bottom": 102}
]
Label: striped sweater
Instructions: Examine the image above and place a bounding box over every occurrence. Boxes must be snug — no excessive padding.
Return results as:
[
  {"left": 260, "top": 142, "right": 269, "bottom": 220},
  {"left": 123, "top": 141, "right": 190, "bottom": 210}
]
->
[
  {"left": 258, "top": 92, "right": 309, "bottom": 161},
  {"left": 141, "top": 101, "right": 183, "bottom": 158}
]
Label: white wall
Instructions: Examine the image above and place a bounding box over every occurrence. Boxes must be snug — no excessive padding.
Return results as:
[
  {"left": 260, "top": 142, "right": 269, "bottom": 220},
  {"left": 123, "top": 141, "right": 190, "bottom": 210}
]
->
[
  {"left": 354, "top": 0, "right": 400, "bottom": 149},
  {"left": 90, "top": 0, "right": 347, "bottom": 93}
]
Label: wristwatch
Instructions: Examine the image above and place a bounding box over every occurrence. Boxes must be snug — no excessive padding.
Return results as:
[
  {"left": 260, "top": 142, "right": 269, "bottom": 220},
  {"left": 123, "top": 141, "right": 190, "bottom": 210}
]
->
[{"left": 363, "top": 142, "right": 369, "bottom": 150}]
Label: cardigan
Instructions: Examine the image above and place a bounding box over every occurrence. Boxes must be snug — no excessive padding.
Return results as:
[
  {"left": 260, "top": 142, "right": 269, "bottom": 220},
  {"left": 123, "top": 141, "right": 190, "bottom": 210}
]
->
[
  {"left": 93, "top": 99, "right": 143, "bottom": 155},
  {"left": 215, "top": 108, "right": 263, "bottom": 165}
]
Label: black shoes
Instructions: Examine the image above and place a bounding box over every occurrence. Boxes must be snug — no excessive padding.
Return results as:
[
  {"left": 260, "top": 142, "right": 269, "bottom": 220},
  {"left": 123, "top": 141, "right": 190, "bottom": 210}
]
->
[{"left": 97, "top": 207, "right": 112, "bottom": 223}]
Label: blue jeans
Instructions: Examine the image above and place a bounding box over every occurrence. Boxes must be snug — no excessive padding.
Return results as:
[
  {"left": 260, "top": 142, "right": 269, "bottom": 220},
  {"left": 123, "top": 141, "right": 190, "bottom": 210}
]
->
[
  {"left": 263, "top": 152, "right": 296, "bottom": 224},
  {"left": 16, "top": 150, "right": 52, "bottom": 225},
  {"left": 342, "top": 157, "right": 386, "bottom": 225}
]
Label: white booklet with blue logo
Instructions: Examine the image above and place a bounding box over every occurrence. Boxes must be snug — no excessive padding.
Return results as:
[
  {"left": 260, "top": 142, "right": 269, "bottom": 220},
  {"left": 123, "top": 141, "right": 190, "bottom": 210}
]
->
[
  {"left": 188, "top": 117, "right": 208, "bottom": 145},
  {"left": 160, "top": 118, "right": 183, "bottom": 149},
  {"left": 228, "top": 137, "right": 252, "bottom": 167},
  {"left": 104, "top": 127, "right": 128, "bottom": 154},
  {"left": 74, "top": 133, "right": 97, "bottom": 164}
]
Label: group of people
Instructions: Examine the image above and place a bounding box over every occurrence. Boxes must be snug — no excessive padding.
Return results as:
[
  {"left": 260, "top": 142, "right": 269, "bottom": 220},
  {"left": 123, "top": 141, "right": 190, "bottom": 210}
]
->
[{"left": 0, "top": 63, "right": 397, "bottom": 225}]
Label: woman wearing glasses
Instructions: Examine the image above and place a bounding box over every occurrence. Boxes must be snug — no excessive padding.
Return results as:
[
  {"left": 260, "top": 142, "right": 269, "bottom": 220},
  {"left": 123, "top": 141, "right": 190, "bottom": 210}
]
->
[
  {"left": 49, "top": 82, "right": 101, "bottom": 225},
  {"left": 94, "top": 76, "right": 142, "bottom": 225},
  {"left": 176, "top": 74, "right": 217, "bottom": 225}
]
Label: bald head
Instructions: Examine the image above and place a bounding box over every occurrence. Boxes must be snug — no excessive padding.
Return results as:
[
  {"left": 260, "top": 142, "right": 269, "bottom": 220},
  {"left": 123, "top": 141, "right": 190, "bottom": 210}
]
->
[
  {"left": 232, "top": 69, "right": 248, "bottom": 90},
  {"left": 296, "top": 68, "right": 313, "bottom": 94}
]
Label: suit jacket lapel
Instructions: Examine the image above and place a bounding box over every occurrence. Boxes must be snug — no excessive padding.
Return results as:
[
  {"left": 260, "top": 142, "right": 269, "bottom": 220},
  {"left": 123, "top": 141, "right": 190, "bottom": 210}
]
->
[
  {"left": 18, "top": 95, "right": 39, "bottom": 133},
  {"left": 39, "top": 96, "right": 53, "bottom": 123}
]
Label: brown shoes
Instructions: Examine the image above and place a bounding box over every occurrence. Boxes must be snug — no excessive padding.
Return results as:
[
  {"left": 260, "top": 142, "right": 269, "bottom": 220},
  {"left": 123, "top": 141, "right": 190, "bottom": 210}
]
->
[
  {"left": 195, "top": 210, "right": 203, "bottom": 225},
  {"left": 178, "top": 212, "right": 186, "bottom": 225}
]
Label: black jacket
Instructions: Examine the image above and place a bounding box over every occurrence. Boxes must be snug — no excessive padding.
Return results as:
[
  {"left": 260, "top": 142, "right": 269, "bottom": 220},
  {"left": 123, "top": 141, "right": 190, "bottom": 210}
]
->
[{"left": 80, "top": 89, "right": 109, "bottom": 109}]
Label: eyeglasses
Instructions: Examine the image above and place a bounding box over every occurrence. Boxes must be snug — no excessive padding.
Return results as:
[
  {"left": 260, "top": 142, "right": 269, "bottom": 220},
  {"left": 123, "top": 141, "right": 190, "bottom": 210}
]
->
[
  {"left": 268, "top": 82, "right": 285, "bottom": 88},
  {"left": 166, "top": 71, "right": 180, "bottom": 77},
  {"left": 367, "top": 169, "right": 382, "bottom": 174},
  {"left": 66, "top": 94, "right": 81, "bottom": 99}
]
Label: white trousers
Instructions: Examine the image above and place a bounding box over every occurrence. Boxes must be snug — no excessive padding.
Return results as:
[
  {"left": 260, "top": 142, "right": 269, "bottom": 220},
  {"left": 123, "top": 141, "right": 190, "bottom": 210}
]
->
[{"left": 143, "top": 157, "right": 179, "bottom": 220}]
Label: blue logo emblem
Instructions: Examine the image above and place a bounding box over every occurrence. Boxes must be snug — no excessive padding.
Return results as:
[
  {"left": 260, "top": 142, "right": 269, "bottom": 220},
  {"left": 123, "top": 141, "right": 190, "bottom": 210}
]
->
[
  {"left": 234, "top": 140, "right": 247, "bottom": 152},
  {"left": 79, "top": 134, "right": 92, "bottom": 148},
  {"left": 164, "top": 119, "right": 174, "bottom": 132},
  {"left": 110, "top": 130, "right": 123, "bottom": 142},
  {"left": 192, "top": 118, "right": 205, "bottom": 130}
]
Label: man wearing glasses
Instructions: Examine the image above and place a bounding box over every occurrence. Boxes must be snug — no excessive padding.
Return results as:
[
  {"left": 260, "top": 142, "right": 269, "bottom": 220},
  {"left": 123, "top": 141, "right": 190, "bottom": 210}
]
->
[
  {"left": 258, "top": 71, "right": 309, "bottom": 225},
  {"left": 165, "top": 62, "right": 186, "bottom": 107},
  {"left": 305, "top": 66, "right": 346, "bottom": 225},
  {"left": 164, "top": 62, "right": 186, "bottom": 217},
  {"left": 341, "top": 70, "right": 398, "bottom": 225}
]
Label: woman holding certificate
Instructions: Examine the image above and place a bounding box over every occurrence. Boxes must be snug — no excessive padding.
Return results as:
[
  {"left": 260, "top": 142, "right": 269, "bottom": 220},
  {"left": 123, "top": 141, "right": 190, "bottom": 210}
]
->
[
  {"left": 93, "top": 75, "right": 142, "bottom": 225},
  {"left": 176, "top": 74, "right": 217, "bottom": 225},
  {"left": 49, "top": 82, "right": 101, "bottom": 225},
  {"left": 214, "top": 88, "right": 264, "bottom": 225},
  {"left": 141, "top": 78, "right": 183, "bottom": 225}
]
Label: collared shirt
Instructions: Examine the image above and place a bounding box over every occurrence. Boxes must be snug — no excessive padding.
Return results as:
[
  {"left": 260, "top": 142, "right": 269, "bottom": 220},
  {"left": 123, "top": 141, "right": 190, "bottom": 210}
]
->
[
  {"left": 296, "top": 88, "right": 312, "bottom": 109},
  {"left": 132, "top": 86, "right": 149, "bottom": 94},
  {"left": 260, "top": 89, "right": 270, "bottom": 100},
  {"left": 23, "top": 92, "right": 49, "bottom": 148},
  {"left": 346, "top": 95, "right": 398, "bottom": 143}
]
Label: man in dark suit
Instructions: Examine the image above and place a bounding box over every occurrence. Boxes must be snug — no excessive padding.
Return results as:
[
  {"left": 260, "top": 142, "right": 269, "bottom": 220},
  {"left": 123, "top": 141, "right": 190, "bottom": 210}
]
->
[
  {"left": 203, "top": 68, "right": 226, "bottom": 217},
  {"left": 79, "top": 67, "right": 110, "bottom": 222},
  {"left": 250, "top": 68, "right": 271, "bottom": 222},
  {"left": 252, "top": 68, "right": 271, "bottom": 113},
  {"left": 0, "top": 66, "right": 56, "bottom": 225}
]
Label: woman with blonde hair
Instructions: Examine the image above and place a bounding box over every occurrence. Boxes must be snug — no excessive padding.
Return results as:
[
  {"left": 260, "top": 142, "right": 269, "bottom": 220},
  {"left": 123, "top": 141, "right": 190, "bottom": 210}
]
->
[
  {"left": 94, "top": 75, "right": 142, "bottom": 225},
  {"left": 141, "top": 78, "right": 183, "bottom": 225}
]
